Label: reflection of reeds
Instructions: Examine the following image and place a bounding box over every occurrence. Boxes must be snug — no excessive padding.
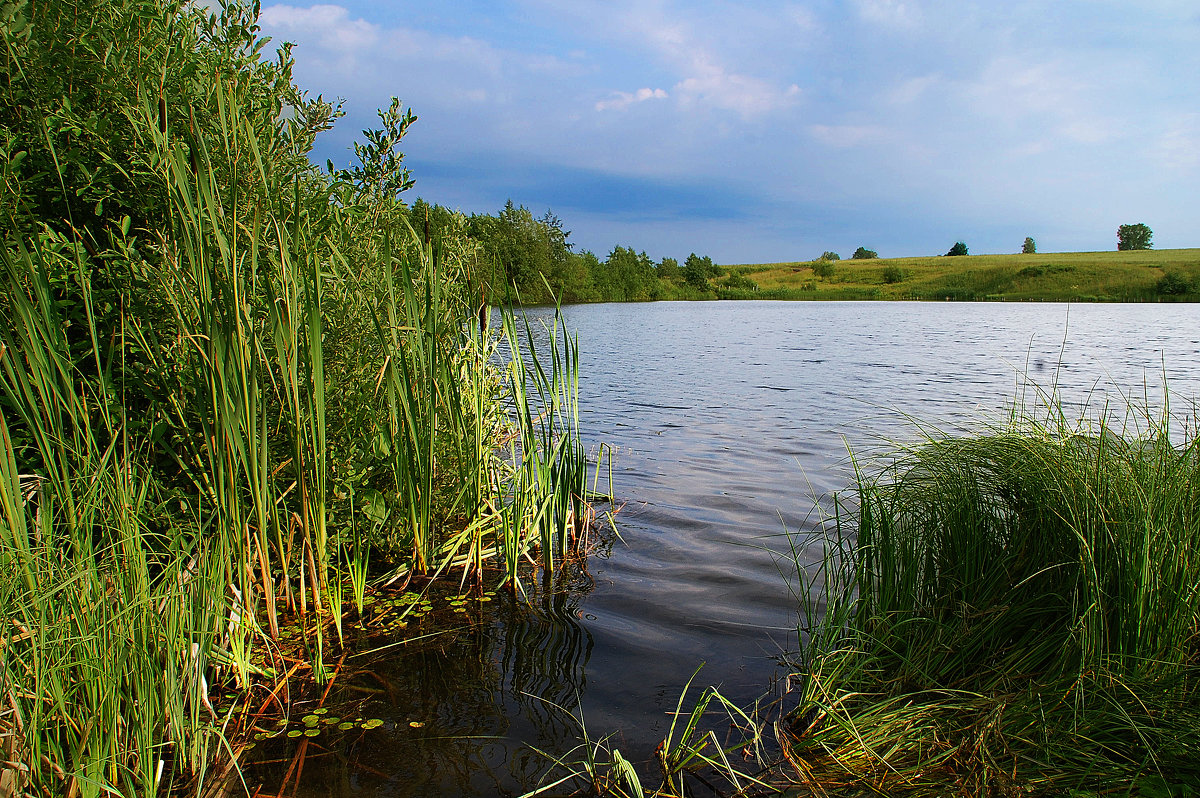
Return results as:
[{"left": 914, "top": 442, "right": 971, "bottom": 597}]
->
[
  {"left": 240, "top": 580, "right": 600, "bottom": 797},
  {"left": 785, "top": 400, "right": 1200, "bottom": 795}
]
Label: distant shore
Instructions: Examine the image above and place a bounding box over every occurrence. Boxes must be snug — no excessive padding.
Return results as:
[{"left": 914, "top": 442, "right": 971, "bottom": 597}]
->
[{"left": 716, "top": 248, "right": 1200, "bottom": 302}]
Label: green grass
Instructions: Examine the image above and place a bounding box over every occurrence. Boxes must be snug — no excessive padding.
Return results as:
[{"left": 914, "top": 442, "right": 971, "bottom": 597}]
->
[
  {"left": 783, "top": 398, "right": 1200, "bottom": 796},
  {"left": 0, "top": 3, "right": 599, "bottom": 795},
  {"left": 723, "top": 249, "right": 1200, "bottom": 301}
]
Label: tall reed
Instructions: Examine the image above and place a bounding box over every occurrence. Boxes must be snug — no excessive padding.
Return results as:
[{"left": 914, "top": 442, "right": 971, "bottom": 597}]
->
[
  {"left": 785, "top": 400, "right": 1200, "bottom": 795},
  {"left": 498, "top": 308, "right": 590, "bottom": 591},
  {"left": 0, "top": 4, "right": 596, "bottom": 795}
]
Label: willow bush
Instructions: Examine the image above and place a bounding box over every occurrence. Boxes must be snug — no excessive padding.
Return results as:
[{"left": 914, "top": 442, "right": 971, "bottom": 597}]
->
[{"left": 0, "top": 1, "right": 593, "bottom": 795}]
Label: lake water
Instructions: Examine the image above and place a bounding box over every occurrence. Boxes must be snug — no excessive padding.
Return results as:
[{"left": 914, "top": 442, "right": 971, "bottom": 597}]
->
[{"left": 244, "top": 301, "right": 1200, "bottom": 796}]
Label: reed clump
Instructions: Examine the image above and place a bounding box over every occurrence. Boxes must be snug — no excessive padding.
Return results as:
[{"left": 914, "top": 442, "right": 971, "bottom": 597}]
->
[
  {"left": 785, "top": 403, "right": 1200, "bottom": 796},
  {"left": 0, "top": 1, "right": 597, "bottom": 795}
]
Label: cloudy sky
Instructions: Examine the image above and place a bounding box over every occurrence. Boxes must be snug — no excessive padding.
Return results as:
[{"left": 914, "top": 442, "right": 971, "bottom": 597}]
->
[{"left": 258, "top": 1, "right": 1199, "bottom": 264}]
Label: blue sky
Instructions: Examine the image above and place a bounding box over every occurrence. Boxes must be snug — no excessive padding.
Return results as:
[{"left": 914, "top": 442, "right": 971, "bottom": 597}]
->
[{"left": 259, "top": 1, "right": 1199, "bottom": 264}]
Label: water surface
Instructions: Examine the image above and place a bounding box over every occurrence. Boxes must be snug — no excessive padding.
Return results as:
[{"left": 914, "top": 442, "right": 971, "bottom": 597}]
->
[{"left": 246, "top": 301, "right": 1200, "bottom": 796}]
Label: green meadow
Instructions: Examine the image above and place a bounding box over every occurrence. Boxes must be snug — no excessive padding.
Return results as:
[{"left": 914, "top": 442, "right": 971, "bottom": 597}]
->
[{"left": 723, "top": 248, "right": 1200, "bottom": 302}]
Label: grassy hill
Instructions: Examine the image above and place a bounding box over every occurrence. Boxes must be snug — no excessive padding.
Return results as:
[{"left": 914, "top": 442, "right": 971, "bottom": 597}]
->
[{"left": 719, "top": 248, "right": 1200, "bottom": 302}]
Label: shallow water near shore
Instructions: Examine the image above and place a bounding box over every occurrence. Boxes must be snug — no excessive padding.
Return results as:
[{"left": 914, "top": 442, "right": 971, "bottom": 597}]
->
[{"left": 244, "top": 300, "right": 1200, "bottom": 796}]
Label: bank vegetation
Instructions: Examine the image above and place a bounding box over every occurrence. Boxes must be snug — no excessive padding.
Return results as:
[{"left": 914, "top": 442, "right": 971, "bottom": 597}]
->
[{"left": 0, "top": 1, "right": 596, "bottom": 795}]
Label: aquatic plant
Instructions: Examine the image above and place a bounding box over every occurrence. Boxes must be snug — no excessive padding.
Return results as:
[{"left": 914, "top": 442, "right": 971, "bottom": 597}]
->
[
  {"left": 0, "top": 1, "right": 599, "bottom": 794},
  {"left": 521, "top": 668, "right": 772, "bottom": 798},
  {"left": 784, "top": 399, "right": 1200, "bottom": 796}
]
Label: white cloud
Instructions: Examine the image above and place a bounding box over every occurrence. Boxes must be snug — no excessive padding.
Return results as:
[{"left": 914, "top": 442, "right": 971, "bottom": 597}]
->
[
  {"left": 963, "top": 57, "right": 1117, "bottom": 146},
  {"left": 1154, "top": 113, "right": 1200, "bottom": 171},
  {"left": 808, "top": 124, "right": 886, "bottom": 148},
  {"left": 562, "top": 2, "right": 803, "bottom": 117},
  {"left": 259, "top": 4, "right": 379, "bottom": 55},
  {"left": 854, "top": 0, "right": 922, "bottom": 29},
  {"left": 887, "top": 74, "right": 940, "bottom": 106},
  {"left": 595, "top": 87, "right": 668, "bottom": 112},
  {"left": 785, "top": 5, "right": 821, "bottom": 33},
  {"left": 673, "top": 62, "right": 797, "bottom": 117}
]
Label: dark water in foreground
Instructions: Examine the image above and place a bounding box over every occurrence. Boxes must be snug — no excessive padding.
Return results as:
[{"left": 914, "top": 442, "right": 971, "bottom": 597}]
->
[{"left": 244, "top": 301, "right": 1200, "bottom": 796}]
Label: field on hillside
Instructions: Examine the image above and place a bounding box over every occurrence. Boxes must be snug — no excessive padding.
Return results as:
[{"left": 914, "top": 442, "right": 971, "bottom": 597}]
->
[{"left": 720, "top": 249, "right": 1200, "bottom": 301}]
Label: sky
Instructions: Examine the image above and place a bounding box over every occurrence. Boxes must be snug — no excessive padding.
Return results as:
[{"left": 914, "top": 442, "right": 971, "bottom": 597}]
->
[{"left": 257, "top": 1, "right": 1200, "bottom": 264}]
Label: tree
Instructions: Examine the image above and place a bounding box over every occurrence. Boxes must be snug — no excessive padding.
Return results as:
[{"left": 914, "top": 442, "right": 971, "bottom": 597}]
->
[
  {"left": 852, "top": 247, "right": 878, "bottom": 260},
  {"left": 946, "top": 241, "right": 969, "bottom": 256},
  {"left": 819, "top": 251, "right": 841, "bottom": 261},
  {"left": 658, "top": 256, "right": 681, "bottom": 284},
  {"left": 1117, "top": 223, "right": 1153, "bottom": 251},
  {"left": 1022, "top": 237, "right": 1036, "bottom": 254},
  {"left": 683, "top": 253, "right": 718, "bottom": 290}
]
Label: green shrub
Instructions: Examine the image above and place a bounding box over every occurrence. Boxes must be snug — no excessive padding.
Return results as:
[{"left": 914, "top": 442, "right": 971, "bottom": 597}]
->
[
  {"left": 881, "top": 265, "right": 904, "bottom": 284},
  {"left": 1156, "top": 271, "right": 1190, "bottom": 295},
  {"left": 812, "top": 260, "right": 836, "bottom": 278},
  {"left": 720, "top": 272, "right": 756, "bottom": 290}
]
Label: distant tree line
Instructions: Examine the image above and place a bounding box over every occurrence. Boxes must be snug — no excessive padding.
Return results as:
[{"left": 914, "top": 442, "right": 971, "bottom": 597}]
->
[
  {"left": 409, "top": 197, "right": 1162, "bottom": 306},
  {"left": 408, "top": 198, "right": 731, "bottom": 304}
]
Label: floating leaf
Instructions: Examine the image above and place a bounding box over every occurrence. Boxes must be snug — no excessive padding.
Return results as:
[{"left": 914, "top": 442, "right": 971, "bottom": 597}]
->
[
  {"left": 409, "top": 721, "right": 425, "bottom": 728},
  {"left": 287, "top": 730, "right": 302, "bottom": 738},
  {"left": 338, "top": 722, "right": 355, "bottom": 731},
  {"left": 304, "top": 729, "right": 320, "bottom": 737},
  {"left": 323, "top": 716, "right": 341, "bottom": 724},
  {"left": 362, "top": 719, "right": 384, "bottom": 730},
  {"left": 302, "top": 715, "right": 319, "bottom": 726},
  {"left": 313, "top": 708, "right": 329, "bottom": 715}
]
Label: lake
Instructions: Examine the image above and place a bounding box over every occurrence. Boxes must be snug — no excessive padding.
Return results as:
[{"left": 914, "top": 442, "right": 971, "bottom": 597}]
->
[{"left": 244, "top": 300, "right": 1200, "bottom": 796}]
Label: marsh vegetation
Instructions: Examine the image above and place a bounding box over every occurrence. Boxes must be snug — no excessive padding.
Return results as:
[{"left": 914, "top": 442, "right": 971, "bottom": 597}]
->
[
  {"left": 784, "top": 401, "right": 1200, "bottom": 795},
  {"left": 0, "top": 2, "right": 601, "bottom": 795}
]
